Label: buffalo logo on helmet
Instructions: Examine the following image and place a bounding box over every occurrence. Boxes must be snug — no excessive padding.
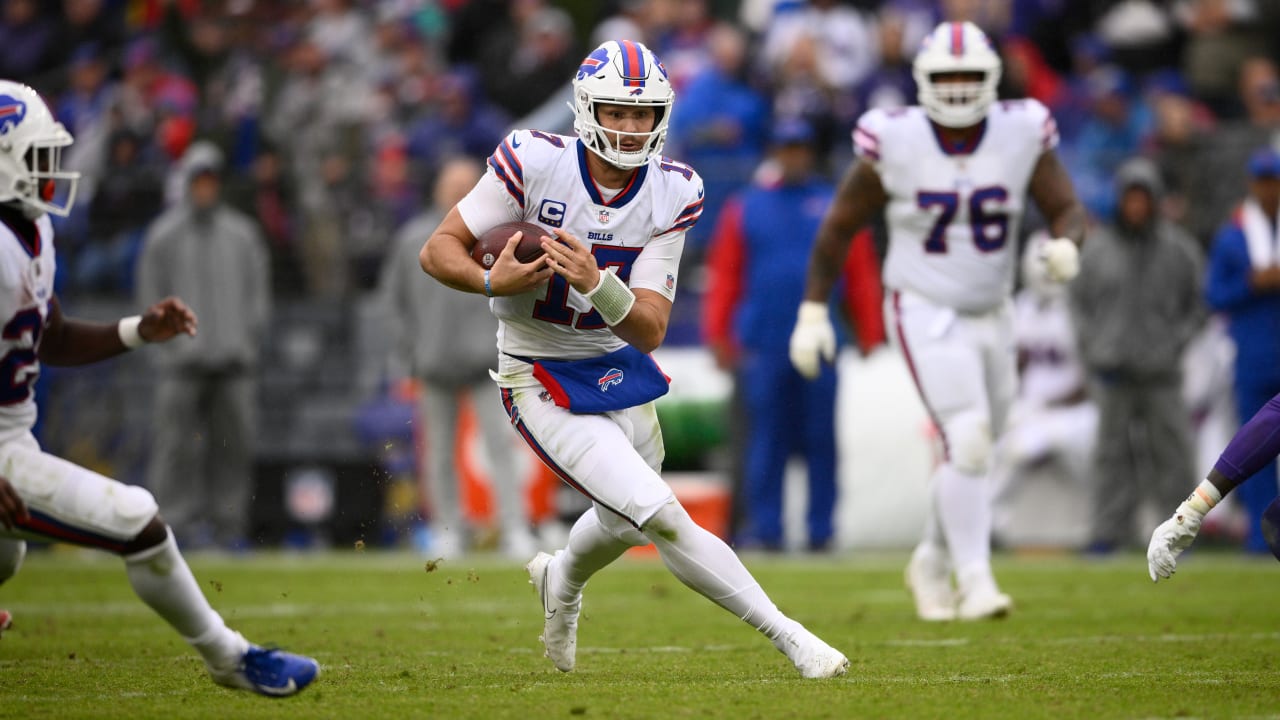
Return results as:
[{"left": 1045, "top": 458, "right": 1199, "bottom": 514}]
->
[
  {"left": 0, "top": 95, "right": 27, "bottom": 134},
  {"left": 576, "top": 47, "right": 610, "bottom": 81}
]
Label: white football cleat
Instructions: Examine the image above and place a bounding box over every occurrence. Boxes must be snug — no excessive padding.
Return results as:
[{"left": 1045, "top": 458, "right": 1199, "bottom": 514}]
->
[
  {"left": 774, "top": 622, "right": 849, "bottom": 679},
  {"left": 957, "top": 587, "right": 1013, "bottom": 621},
  {"left": 526, "top": 551, "right": 579, "bottom": 672},
  {"left": 905, "top": 551, "right": 957, "bottom": 622}
]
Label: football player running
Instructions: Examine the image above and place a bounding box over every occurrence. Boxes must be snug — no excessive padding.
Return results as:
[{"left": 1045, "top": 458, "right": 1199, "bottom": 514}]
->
[
  {"left": 1148, "top": 391, "right": 1280, "bottom": 579},
  {"left": 420, "top": 40, "right": 848, "bottom": 678},
  {"left": 0, "top": 81, "right": 318, "bottom": 695},
  {"left": 789, "top": 22, "right": 1087, "bottom": 621}
]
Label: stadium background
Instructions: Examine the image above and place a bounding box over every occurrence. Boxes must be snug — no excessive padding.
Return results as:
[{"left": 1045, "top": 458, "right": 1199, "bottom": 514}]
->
[{"left": 9, "top": 0, "right": 1279, "bottom": 550}]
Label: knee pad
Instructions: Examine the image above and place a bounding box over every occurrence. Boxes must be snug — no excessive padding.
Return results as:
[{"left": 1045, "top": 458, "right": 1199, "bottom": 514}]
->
[
  {"left": 594, "top": 506, "right": 650, "bottom": 547},
  {"left": 0, "top": 538, "right": 26, "bottom": 584},
  {"left": 946, "top": 413, "right": 992, "bottom": 476}
]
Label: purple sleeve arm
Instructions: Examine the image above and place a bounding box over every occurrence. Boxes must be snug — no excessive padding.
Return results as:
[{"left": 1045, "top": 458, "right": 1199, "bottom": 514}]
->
[{"left": 1212, "top": 393, "right": 1280, "bottom": 491}]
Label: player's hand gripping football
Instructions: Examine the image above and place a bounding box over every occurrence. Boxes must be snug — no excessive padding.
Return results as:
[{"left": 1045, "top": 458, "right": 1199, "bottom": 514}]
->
[
  {"left": 789, "top": 301, "right": 836, "bottom": 380},
  {"left": 139, "top": 297, "right": 199, "bottom": 343},
  {"left": 540, "top": 229, "right": 600, "bottom": 293},
  {"left": 1038, "top": 237, "right": 1079, "bottom": 283},
  {"left": 489, "top": 230, "right": 554, "bottom": 295},
  {"left": 1146, "top": 503, "right": 1204, "bottom": 582},
  {"left": 0, "top": 476, "right": 28, "bottom": 531}
]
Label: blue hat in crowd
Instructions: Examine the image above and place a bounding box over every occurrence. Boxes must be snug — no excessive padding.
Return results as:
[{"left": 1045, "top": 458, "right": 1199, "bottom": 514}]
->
[
  {"left": 1249, "top": 148, "right": 1280, "bottom": 178},
  {"left": 771, "top": 117, "right": 814, "bottom": 146}
]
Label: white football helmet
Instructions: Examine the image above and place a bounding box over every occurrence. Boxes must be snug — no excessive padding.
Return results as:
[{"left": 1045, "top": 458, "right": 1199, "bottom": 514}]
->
[
  {"left": 913, "top": 21, "right": 1002, "bottom": 128},
  {"left": 0, "top": 81, "right": 78, "bottom": 217},
  {"left": 570, "top": 40, "right": 674, "bottom": 169}
]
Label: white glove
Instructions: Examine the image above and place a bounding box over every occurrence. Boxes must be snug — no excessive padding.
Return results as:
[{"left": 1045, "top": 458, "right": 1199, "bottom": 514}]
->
[
  {"left": 1146, "top": 503, "right": 1204, "bottom": 582},
  {"left": 789, "top": 301, "right": 836, "bottom": 380},
  {"left": 1039, "top": 237, "right": 1079, "bottom": 283}
]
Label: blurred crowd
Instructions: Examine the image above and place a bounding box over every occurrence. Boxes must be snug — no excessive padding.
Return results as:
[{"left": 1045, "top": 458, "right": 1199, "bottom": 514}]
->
[
  {"left": 9, "top": 0, "right": 1280, "bottom": 552},
  {"left": 11, "top": 0, "right": 1277, "bottom": 301}
]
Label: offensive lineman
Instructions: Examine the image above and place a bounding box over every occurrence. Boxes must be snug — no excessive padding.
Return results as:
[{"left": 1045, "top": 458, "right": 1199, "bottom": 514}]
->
[
  {"left": 789, "top": 22, "right": 1087, "bottom": 621},
  {"left": 0, "top": 81, "right": 318, "bottom": 695},
  {"left": 420, "top": 40, "right": 848, "bottom": 678}
]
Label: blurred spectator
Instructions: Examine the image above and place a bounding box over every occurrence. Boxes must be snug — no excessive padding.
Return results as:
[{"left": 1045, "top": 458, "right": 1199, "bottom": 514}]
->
[
  {"left": 136, "top": 141, "right": 270, "bottom": 551},
  {"left": 703, "top": 119, "right": 880, "bottom": 552},
  {"left": 1205, "top": 148, "right": 1280, "bottom": 553},
  {"left": 0, "top": 0, "right": 57, "bottom": 85},
  {"left": 1092, "top": 0, "right": 1178, "bottom": 76},
  {"left": 1186, "top": 57, "right": 1280, "bottom": 248},
  {"left": 1146, "top": 75, "right": 1219, "bottom": 247},
  {"left": 1069, "top": 157, "right": 1204, "bottom": 552},
  {"left": 50, "top": 0, "right": 125, "bottom": 93},
  {"left": 405, "top": 68, "right": 509, "bottom": 180},
  {"left": 762, "top": 0, "right": 878, "bottom": 97},
  {"left": 224, "top": 143, "right": 303, "bottom": 296},
  {"left": 667, "top": 22, "right": 768, "bottom": 259},
  {"left": 378, "top": 157, "right": 537, "bottom": 559},
  {"left": 652, "top": 0, "right": 716, "bottom": 93},
  {"left": 75, "top": 128, "right": 165, "bottom": 293},
  {"left": 853, "top": 7, "right": 918, "bottom": 114},
  {"left": 478, "top": 2, "right": 579, "bottom": 119},
  {"left": 591, "top": 0, "right": 657, "bottom": 46},
  {"left": 1174, "top": 0, "right": 1273, "bottom": 117},
  {"left": 1063, "top": 65, "right": 1152, "bottom": 220}
]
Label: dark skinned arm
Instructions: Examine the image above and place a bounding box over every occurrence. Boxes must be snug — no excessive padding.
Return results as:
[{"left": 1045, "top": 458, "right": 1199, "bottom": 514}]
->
[
  {"left": 1028, "top": 149, "right": 1087, "bottom": 246},
  {"left": 802, "top": 160, "right": 889, "bottom": 302},
  {"left": 38, "top": 296, "right": 198, "bottom": 367}
]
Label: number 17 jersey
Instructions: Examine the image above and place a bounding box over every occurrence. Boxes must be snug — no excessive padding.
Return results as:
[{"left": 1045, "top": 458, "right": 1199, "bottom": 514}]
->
[
  {"left": 457, "top": 130, "right": 703, "bottom": 375},
  {"left": 854, "top": 99, "right": 1059, "bottom": 313}
]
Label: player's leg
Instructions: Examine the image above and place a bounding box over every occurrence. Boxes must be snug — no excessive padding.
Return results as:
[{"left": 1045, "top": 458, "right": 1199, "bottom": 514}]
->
[
  {"left": 505, "top": 387, "right": 846, "bottom": 677},
  {"left": 2, "top": 435, "right": 318, "bottom": 695},
  {"left": 0, "top": 537, "right": 23, "bottom": 637},
  {"left": 799, "top": 361, "right": 839, "bottom": 550},
  {"left": 739, "top": 351, "right": 797, "bottom": 549},
  {"left": 205, "top": 372, "right": 254, "bottom": 548},
  {"left": 892, "top": 293, "right": 1007, "bottom": 619},
  {"left": 420, "top": 383, "right": 466, "bottom": 556},
  {"left": 469, "top": 380, "right": 537, "bottom": 557},
  {"left": 147, "top": 373, "right": 205, "bottom": 547}
]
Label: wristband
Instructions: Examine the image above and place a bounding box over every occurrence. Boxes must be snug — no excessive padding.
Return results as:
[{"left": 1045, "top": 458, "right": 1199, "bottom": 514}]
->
[
  {"left": 484, "top": 269, "right": 493, "bottom": 298},
  {"left": 1182, "top": 480, "right": 1222, "bottom": 517},
  {"left": 583, "top": 268, "right": 636, "bottom": 327},
  {"left": 117, "top": 315, "right": 145, "bottom": 349}
]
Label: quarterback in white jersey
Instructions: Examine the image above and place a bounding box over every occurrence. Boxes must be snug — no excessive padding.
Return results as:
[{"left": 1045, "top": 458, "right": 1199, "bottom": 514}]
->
[
  {"left": 0, "top": 80, "right": 318, "bottom": 695},
  {"left": 790, "top": 22, "right": 1087, "bottom": 621},
  {"left": 422, "top": 40, "right": 848, "bottom": 678}
]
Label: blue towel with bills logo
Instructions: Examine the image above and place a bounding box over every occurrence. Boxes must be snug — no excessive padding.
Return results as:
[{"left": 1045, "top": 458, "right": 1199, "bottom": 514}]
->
[{"left": 518, "top": 345, "right": 670, "bottom": 414}]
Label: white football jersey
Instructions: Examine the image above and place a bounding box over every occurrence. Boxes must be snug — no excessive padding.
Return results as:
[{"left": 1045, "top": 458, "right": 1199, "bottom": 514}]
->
[
  {"left": 0, "top": 210, "right": 55, "bottom": 442},
  {"left": 855, "top": 100, "right": 1059, "bottom": 312},
  {"left": 457, "top": 130, "right": 703, "bottom": 379}
]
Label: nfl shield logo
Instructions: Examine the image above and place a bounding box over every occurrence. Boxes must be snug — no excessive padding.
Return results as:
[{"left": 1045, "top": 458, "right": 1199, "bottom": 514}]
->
[
  {"left": 665, "top": 273, "right": 675, "bottom": 290},
  {"left": 598, "top": 209, "right": 612, "bottom": 224}
]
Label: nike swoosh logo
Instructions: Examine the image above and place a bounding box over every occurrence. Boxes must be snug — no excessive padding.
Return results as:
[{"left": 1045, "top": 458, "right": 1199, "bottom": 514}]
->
[
  {"left": 540, "top": 565, "right": 555, "bottom": 620},
  {"left": 512, "top": 138, "right": 522, "bottom": 148}
]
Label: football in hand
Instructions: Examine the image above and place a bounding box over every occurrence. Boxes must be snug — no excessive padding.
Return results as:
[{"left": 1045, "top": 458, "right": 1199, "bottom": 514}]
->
[{"left": 471, "top": 221, "right": 549, "bottom": 269}]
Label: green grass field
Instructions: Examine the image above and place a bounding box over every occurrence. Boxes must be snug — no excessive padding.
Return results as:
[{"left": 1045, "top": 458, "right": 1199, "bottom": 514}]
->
[{"left": 2, "top": 548, "right": 1279, "bottom": 719}]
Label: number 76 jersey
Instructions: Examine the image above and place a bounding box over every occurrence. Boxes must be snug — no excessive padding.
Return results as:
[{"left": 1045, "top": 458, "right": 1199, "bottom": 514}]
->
[
  {"left": 855, "top": 99, "right": 1059, "bottom": 313},
  {"left": 457, "top": 129, "right": 703, "bottom": 368}
]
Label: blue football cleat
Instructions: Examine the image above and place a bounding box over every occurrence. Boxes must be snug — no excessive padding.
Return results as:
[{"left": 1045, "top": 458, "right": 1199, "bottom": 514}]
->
[{"left": 212, "top": 645, "right": 320, "bottom": 697}]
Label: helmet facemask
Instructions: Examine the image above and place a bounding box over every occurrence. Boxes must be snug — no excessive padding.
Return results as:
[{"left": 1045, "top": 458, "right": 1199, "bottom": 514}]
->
[{"left": 913, "top": 22, "right": 1002, "bottom": 128}]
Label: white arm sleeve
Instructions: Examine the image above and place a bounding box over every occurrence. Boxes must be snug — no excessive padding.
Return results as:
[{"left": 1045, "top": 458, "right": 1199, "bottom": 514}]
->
[
  {"left": 630, "top": 230, "right": 685, "bottom": 301},
  {"left": 456, "top": 171, "right": 522, "bottom": 237}
]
